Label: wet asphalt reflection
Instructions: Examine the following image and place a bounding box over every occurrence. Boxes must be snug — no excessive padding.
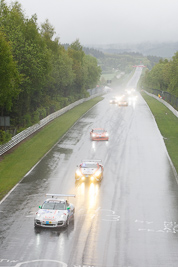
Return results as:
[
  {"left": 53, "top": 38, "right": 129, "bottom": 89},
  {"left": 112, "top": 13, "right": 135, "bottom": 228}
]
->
[{"left": 1, "top": 68, "right": 178, "bottom": 267}]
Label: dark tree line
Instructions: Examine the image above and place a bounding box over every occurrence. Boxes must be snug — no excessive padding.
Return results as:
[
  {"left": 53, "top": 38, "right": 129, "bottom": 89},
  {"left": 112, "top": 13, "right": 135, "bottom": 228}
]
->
[{"left": 0, "top": 1, "right": 101, "bottom": 143}]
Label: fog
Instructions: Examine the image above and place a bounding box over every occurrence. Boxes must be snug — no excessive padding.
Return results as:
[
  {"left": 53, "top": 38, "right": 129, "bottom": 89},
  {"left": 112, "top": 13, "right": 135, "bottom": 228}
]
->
[{"left": 5, "top": 0, "right": 178, "bottom": 46}]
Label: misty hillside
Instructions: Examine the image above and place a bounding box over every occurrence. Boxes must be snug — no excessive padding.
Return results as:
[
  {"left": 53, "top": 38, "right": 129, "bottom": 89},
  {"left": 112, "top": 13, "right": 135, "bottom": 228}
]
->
[{"left": 87, "top": 42, "right": 178, "bottom": 58}]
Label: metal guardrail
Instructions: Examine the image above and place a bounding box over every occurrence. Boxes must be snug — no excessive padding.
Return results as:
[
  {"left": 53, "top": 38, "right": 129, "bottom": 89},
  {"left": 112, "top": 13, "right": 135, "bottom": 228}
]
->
[
  {"left": 145, "top": 88, "right": 178, "bottom": 110},
  {"left": 0, "top": 89, "right": 104, "bottom": 156},
  {"left": 144, "top": 91, "right": 178, "bottom": 118}
]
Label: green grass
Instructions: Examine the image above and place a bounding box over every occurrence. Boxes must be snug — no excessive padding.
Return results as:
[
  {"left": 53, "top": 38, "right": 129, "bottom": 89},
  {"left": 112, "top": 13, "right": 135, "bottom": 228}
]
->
[
  {"left": 101, "top": 73, "right": 117, "bottom": 80},
  {"left": 0, "top": 96, "right": 103, "bottom": 200},
  {"left": 141, "top": 92, "right": 178, "bottom": 174}
]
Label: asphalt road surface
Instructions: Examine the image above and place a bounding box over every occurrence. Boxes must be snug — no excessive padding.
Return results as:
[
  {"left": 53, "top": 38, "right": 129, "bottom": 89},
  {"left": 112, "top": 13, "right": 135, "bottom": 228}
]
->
[{"left": 1, "top": 68, "right": 178, "bottom": 267}]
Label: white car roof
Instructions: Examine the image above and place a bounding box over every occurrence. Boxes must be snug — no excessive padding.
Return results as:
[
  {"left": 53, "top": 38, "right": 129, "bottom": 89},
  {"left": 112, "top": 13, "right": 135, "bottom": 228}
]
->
[
  {"left": 45, "top": 198, "right": 66, "bottom": 202},
  {"left": 81, "top": 159, "right": 102, "bottom": 163}
]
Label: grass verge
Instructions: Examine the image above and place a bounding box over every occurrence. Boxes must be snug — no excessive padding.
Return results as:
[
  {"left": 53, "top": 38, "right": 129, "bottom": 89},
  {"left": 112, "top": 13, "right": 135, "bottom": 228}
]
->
[
  {"left": 141, "top": 92, "right": 178, "bottom": 174},
  {"left": 0, "top": 96, "right": 103, "bottom": 200}
]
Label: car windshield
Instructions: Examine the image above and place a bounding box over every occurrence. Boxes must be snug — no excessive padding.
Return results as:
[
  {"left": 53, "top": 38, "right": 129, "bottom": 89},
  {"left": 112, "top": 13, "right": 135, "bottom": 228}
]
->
[
  {"left": 42, "top": 201, "right": 66, "bottom": 210},
  {"left": 81, "top": 163, "right": 98, "bottom": 168},
  {"left": 93, "top": 130, "right": 104, "bottom": 133}
]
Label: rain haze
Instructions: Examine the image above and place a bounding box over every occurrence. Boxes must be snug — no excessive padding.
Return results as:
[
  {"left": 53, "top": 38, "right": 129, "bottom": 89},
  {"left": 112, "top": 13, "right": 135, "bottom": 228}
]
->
[{"left": 5, "top": 0, "right": 178, "bottom": 46}]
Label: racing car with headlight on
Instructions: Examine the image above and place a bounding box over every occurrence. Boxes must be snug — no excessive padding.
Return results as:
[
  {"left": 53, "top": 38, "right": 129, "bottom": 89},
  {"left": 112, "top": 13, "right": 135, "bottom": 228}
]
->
[
  {"left": 34, "top": 194, "right": 75, "bottom": 228},
  {"left": 90, "top": 128, "right": 109, "bottom": 141},
  {"left": 118, "top": 95, "right": 129, "bottom": 106},
  {"left": 109, "top": 96, "right": 118, "bottom": 104},
  {"left": 75, "top": 160, "right": 104, "bottom": 182}
]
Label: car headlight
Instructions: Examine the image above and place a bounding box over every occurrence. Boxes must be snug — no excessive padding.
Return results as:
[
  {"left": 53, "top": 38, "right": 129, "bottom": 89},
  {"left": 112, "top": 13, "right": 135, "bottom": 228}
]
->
[
  {"left": 105, "top": 132, "right": 109, "bottom": 137},
  {"left": 76, "top": 169, "right": 82, "bottom": 176},
  {"left": 35, "top": 213, "right": 41, "bottom": 220},
  {"left": 94, "top": 169, "right": 101, "bottom": 177},
  {"left": 92, "top": 133, "right": 96, "bottom": 137}
]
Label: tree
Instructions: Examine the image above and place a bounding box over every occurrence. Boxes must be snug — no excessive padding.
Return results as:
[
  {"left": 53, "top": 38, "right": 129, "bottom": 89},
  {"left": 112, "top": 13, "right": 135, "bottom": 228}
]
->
[
  {"left": 83, "top": 55, "right": 101, "bottom": 89},
  {"left": 0, "top": 2, "right": 51, "bottom": 122},
  {"left": 0, "top": 30, "right": 21, "bottom": 115},
  {"left": 168, "top": 52, "right": 178, "bottom": 97},
  {"left": 41, "top": 20, "right": 75, "bottom": 98},
  {"left": 141, "top": 59, "right": 170, "bottom": 92},
  {"left": 67, "top": 39, "right": 85, "bottom": 95}
]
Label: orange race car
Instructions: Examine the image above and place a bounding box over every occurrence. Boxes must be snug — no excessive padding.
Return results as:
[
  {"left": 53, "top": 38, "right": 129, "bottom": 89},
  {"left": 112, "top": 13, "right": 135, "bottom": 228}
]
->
[
  {"left": 90, "top": 128, "right": 109, "bottom": 141},
  {"left": 118, "top": 96, "right": 129, "bottom": 106}
]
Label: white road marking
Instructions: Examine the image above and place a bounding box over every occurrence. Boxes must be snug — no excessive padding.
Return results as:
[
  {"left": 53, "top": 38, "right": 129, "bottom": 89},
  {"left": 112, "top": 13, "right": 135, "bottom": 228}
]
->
[
  {"left": 136, "top": 220, "right": 178, "bottom": 234},
  {"left": 95, "top": 207, "right": 101, "bottom": 213},
  {"left": 91, "top": 206, "right": 101, "bottom": 219},
  {"left": 25, "top": 211, "right": 36, "bottom": 218},
  {"left": 7, "top": 259, "right": 67, "bottom": 267},
  {"left": 0, "top": 183, "right": 20, "bottom": 205}
]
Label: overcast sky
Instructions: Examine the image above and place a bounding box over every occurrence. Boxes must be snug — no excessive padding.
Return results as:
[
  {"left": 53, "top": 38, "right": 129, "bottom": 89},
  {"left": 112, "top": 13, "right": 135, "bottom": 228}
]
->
[{"left": 5, "top": 0, "right": 178, "bottom": 46}]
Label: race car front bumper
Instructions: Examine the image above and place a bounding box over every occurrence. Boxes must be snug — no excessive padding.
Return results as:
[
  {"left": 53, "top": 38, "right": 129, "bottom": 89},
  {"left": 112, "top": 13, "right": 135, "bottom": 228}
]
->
[
  {"left": 75, "top": 173, "right": 102, "bottom": 182},
  {"left": 34, "top": 219, "right": 66, "bottom": 228},
  {"left": 91, "top": 136, "right": 109, "bottom": 141}
]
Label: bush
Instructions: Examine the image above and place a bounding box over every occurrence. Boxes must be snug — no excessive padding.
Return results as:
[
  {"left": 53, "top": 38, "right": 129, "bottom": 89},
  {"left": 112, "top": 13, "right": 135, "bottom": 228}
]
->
[
  {"left": 38, "top": 108, "right": 46, "bottom": 120},
  {"left": 59, "top": 97, "right": 69, "bottom": 108},
  {"left": 68, "top": 95, "right": 75, "bottom": 103},
  {"left": 22, "top": 114, "right": 32, "bottom": 127},
  {"left": 32, "top": 110, "right": 40, "bottom": 124},
  {"left": 0, "top": 130, "right": 12, "bottom": 144}
]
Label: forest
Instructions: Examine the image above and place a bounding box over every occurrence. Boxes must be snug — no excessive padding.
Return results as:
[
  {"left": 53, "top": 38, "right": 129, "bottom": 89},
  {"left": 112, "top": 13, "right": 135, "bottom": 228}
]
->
[
  {"left": 0, "top": 0, "right": 101, "bottom": 143},
  {"left": 1, "top": 1, "right": 177, "bottom": 145},
  {"left": 140, "top": 55, "right": 178, "bottom": 98}
]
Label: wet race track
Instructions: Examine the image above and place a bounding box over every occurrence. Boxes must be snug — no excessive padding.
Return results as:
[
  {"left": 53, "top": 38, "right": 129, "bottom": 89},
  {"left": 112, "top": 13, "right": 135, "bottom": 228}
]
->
[{"left": 1, "top": 68, "right": 178, "bottom": 267}]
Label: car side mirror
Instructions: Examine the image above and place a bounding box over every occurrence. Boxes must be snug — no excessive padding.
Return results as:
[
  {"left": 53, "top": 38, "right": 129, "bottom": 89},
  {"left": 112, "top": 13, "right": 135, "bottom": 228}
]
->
[
  {"left": 39, "top": 205, "right": 42, "bottom": 209},
  {"left": 67, "top": 206, "right": 70, "bottom": 210}
]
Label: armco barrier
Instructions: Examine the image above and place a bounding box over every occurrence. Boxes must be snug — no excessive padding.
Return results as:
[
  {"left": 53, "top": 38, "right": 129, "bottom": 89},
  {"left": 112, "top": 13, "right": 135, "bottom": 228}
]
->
[
  {"left": 144, "top": 91, "right": 178, "bottom": 118},
  {"left": 144, "top": 88, "right": 178, "bottom": 110},
  {"left": 0, "top": 92, "right": 103, "bottom": 156}
]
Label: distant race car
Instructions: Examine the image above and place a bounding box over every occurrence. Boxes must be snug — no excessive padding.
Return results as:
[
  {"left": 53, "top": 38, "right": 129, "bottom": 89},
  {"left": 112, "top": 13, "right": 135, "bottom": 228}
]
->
[
  {"left": 118, "top": 96, "right": 128, "bottom": 106},
  {"left": 109, "top": 97, "right": 118, "bottom": 104},
  {"left": 75, "top": 160, "right": 104, "bottom": 182},
  {"left": 34, "top": 194, "right": 75, "bottom": 228},
  {"left": 90, "top": 128, "right": 109, "bottom": 141}
]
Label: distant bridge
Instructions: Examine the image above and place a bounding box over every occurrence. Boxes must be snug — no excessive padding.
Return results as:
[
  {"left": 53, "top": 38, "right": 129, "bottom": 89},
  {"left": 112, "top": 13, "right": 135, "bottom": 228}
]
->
[{"left": 133, "top": 65, "right": 146, "bottom": 68}]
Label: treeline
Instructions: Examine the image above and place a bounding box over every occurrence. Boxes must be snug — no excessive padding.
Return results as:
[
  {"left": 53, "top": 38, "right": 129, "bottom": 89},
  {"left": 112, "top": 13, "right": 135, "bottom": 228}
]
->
[
  {"left": 0, "top": 0, "right": 101, "bottom": 143},
  {"left": 140, "top": 52, "right": 178, "bottom": 97},
  {"left": 97, "top": 52, "right": 161, "bottom": 74},
  {"left": 65, "top": 47, "right": 162, "bottom": 74},
  {"left": 63, "top": 44, "right": 105, "bottom": 59},
  {"left": 66, "top": 45, "right": 163, "bottom": 79}
]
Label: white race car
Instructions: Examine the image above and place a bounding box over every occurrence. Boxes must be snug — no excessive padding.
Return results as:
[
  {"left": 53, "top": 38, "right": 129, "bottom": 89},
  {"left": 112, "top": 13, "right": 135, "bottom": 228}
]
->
[
  {"left": 34, "top": 194, "right": 75, "bottom": 228},
  {"left": 75, "top": 160, "right": 104, "bottom": 182}
]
